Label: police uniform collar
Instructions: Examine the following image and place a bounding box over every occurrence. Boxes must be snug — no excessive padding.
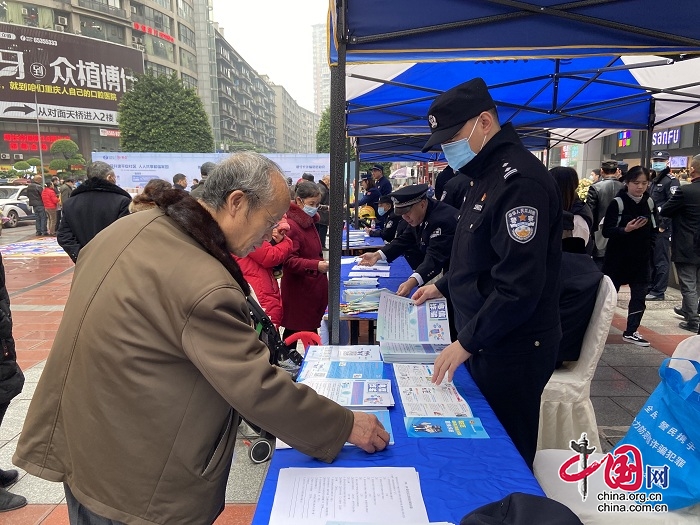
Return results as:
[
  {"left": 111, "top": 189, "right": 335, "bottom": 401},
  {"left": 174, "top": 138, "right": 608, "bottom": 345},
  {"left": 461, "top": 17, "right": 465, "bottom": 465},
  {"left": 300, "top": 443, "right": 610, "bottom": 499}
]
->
[{"left": 456, "top": 123, "right": 521, "bottom": 178}]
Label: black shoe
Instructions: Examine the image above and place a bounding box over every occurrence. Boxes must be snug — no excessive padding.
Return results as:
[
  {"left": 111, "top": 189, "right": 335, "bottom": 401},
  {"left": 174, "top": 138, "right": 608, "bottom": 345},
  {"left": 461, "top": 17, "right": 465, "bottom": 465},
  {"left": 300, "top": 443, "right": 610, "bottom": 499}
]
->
[
  {"left": 0, "top": 470, "right": 18, "bottom": 488},
  {"left": 679, "top": 321, "right": 700, "bottom": 332},
  {"left": 0, "top": 488, "right": 27, "bottom": 512},
  {"left": 674, "top": 306, "right": 689, "bottom": 320},
  {"left": 645, "top": 294, "right": 665, "bottom": 301}
]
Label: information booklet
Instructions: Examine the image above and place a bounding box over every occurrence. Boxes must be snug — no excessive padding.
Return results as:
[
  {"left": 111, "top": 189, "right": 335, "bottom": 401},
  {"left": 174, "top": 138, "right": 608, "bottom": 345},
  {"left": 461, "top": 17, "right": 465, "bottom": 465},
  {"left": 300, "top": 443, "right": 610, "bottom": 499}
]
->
[
  {"left": 296, "top": 360, "right": 384, "bottom": 382},
  {"left": 299, "top": 378, "right": 395, "bottom": 409},
  {"left": 393, "top": 364, "right": 474, "bottom": 418},
  {"left": 376, "top": 293, "right": 451, "bottom": 346},
  {"left": 304, "top": 345, "right": 382, "bottom": 362},
  {"left": 404, "top": 417, "right": 489, "bottom": 439},
  {"left": 379, "top": 342, "right": 447, "bottom": 364}
]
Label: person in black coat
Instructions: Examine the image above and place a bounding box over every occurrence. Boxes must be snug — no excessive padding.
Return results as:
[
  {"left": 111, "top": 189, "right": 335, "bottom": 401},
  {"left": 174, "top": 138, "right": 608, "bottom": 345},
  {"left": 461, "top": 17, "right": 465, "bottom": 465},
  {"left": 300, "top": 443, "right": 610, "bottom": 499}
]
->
[
  {"left": 0, "top": 253, "right": 27, "bottom": 512},
  {"left": 557, "top": 213, "right": 603, "bottom": 367},
  {"left": 602, "top": 165, "right": 659, "bottom": 346},
  {"left": 365, "top": 195, "right": 400, "bottom": 242},
  {"left": 647, "top": 151, "right": 680, "bottom": 300},
  {"left": 370, "top": 164, "right": 393, "bottom": 196},
  {"left": 434, "top": 165, "right": 455, "bottom": 201},
  {"left": 440, "top": 169, "right": 470, "bottom": 211},
  {"left": 358, "top": 184, "right": 457, "bottom": 297},
  {"left": 57, "top": 161, "right": 131, "bottom": 263},
  {"left": 550, "top": 167, "right": 594, "bottom": 253},
  {"left": 660, "top": 154, "right": 700, "bottom": 332},
  {"left": 412, "top": 78, "right": 562, "bottom": 470}
]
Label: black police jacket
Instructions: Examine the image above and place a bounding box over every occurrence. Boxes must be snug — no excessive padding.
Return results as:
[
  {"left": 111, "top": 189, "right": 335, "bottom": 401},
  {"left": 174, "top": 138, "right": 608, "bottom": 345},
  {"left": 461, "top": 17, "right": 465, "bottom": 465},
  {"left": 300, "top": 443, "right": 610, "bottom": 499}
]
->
[
  {"left": 660, "top": 178, "right": 700, "bottom": 264},
  {"left": 650, "top": 168, "right": 680, "bottom": 231},
  {"left": 382, "top": 199, "right": 457, "bottom": 283},
  {"left": 435, "top": 123, "right": 563, "bottom": 353},
  {"left": 440, "top": 171, "right": 470, "bottom": 211},
  {"left": 369, "top": 210, "right": 401, "bottom": 242}
]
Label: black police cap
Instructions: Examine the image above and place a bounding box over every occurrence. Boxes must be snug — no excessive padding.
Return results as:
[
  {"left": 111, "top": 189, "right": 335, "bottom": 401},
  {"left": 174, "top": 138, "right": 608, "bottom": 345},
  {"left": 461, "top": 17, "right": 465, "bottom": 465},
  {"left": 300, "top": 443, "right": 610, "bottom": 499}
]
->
[
  {"left": 601, "top": 160, "right": 618, "bottom": 171},
  {"left": 651, "top": 151, "right": 670, "bottom": 160},
  {"left": 422, "top": 77, "right": 495, "bottom": 153},
  {"left": 378, "top": 195, "right": 393, "bottom": 205},
  {"left": 390, "top": 184, "right": 429, "bottom": 214},
  {"left": 371, "top": 164, "right": 383, "bottom": 172},
  {"left": 360, "top": 172, "right": 372, "bottom": 181}
]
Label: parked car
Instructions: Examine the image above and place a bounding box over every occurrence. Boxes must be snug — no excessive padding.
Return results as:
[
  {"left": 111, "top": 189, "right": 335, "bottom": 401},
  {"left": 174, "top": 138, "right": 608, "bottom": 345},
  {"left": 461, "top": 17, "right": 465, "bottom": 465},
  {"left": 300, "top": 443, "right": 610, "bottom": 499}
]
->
[{"left": 0, "top": 185, "right": 36, "bottom": 227}]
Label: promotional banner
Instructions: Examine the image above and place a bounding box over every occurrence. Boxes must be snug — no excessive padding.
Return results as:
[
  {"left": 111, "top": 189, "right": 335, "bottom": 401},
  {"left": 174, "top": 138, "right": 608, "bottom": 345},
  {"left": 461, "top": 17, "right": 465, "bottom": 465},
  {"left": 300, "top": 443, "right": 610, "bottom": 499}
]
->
[
  {"left": 0, "top": 23, "right": 144, "bottom": 125},
  {"left": 94, "top": 152, "right": 331, "bottom": 188}
]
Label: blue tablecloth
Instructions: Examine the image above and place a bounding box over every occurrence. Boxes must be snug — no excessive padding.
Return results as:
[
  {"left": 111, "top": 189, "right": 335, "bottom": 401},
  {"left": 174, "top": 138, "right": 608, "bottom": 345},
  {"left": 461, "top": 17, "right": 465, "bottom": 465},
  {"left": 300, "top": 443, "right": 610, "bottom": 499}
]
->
[
  {"left": 341, "top": 229, "right": 386, "bottom": 252},
  {"left": 250, "top": 364, "right": 544, "bottom": 524},
  {"left": 340, "top": 256, "right": 412, "bottom": 320}
]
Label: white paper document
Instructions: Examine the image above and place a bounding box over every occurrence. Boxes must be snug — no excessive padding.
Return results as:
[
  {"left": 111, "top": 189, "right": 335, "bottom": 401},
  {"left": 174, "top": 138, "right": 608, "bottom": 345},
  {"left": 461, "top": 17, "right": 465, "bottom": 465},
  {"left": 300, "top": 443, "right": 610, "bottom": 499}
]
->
[
  {"left": 269, "top": 467, "right": 429, "bottom": 525},
  {"left": 304, "top": 345, "right": 382, "bottom": 362},
  {"left": 348, "top": 271, "right": 389, "bottom": 278},
  {"left": 351, "top": 265, "right": 390, "bottom": 273},
  {"left": 377, "top": 293, "right": 450, "bottom": 345}
]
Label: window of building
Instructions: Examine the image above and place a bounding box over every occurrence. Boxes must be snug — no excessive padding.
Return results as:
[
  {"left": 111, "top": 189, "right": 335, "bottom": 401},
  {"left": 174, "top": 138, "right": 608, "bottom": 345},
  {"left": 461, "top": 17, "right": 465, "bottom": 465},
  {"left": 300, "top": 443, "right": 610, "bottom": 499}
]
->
[
  {"left": 152, "top": 0, "right": 171, "bottom": 11},
  {"left": 181, "top": 73, "right": 197, "bottom": 91},
  {"left": 2, "top": 2, "right": 53, "bottom": 29},
  {"left": 178, "top": 23, "right": 195, "bottom": 48},
  {"left": 79, "top": 17, "right": 125, "bottom": 44},
  {"left": 145, "top": 34, "right": 174, "bottom": 62},
  {"left": 176, "top": 0, "right": 193, "bottom": 22},
  {"left": 179, "top": 48, "right": 196, "bottom": 72},
  {"left": 145, "top": 61, "right": 175, "bottom": 77},
  {"left": 131, "top": 2, "right": 172, "bottom": 34}
]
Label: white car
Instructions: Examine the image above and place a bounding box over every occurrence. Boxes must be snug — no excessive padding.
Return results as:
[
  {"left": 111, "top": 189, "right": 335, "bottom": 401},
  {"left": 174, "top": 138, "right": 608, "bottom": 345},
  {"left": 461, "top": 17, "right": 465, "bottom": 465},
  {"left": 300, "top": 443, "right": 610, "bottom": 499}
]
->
[{"left": 0, "top": 186, "right": 37, "bottom": 228}]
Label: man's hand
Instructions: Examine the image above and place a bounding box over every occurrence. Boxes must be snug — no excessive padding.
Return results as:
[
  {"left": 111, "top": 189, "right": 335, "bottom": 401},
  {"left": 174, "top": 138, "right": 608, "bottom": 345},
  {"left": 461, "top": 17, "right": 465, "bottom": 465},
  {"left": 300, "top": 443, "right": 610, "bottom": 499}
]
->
[
  {"left": 411, "top": 284, "right": 443, "bottom": 305},
  {"left": 396, "top": 277, "right": 418, "bottom": 297},
  {"left": 364, "top": 227, "right": 372, "bottom": 235},
  {"left": 431, "top": 340, "right": 471, "bottom": 385},
  {"left": 347, "top": 411, "right": 390, "bottom": 453},
  {"left": 318, "top": 260, "right": 329, "bottom": 273},
  {"left": 358, "top": 252, "right": 381, "bottom": 266}
]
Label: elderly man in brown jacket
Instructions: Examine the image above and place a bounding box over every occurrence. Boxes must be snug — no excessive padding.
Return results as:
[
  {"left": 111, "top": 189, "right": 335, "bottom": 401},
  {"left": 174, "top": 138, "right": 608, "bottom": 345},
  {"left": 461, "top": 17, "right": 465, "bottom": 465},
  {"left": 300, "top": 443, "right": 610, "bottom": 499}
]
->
[{"left": 13, "top": 152, "right": 388, "bottom": 525}]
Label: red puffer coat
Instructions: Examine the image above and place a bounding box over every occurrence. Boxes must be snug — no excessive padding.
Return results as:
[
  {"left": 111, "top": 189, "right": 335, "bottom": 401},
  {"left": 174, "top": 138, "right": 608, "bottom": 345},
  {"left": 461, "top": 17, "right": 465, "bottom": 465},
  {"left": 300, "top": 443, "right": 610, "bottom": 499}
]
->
[
  {"left": 281, "top": 202, "right": 328, "bottom": 331},
  {"left": 234, "top": 236, "right": 293, "bottom": 328},
  {"left": 41, "top": 186, "right": 59, "bottom": 209}
]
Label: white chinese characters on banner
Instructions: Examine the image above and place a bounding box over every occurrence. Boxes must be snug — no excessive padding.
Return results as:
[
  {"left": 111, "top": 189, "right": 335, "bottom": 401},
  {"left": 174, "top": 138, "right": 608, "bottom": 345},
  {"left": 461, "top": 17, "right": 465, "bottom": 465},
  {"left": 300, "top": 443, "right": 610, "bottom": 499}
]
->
[{"left": 49, "top": 57, "right": 134, "bottom": 92}]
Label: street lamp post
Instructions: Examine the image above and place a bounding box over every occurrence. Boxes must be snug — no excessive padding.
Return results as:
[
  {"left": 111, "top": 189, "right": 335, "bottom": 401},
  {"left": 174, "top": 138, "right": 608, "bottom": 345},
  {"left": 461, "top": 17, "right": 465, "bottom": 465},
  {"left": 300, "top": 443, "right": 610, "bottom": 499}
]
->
[{"left": 33, "top": 86, "right": 45, "bottom": 185}]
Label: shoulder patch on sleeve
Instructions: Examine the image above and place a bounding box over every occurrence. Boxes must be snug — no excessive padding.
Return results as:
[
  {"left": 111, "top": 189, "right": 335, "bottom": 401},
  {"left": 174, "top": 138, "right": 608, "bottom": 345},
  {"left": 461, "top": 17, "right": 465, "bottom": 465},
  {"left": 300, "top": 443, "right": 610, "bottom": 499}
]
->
[
  {"left": 429, "top": 227, "right": 442, "bottom": 239},
  {"left": 670, "top": 185, "right": 678, "bottom": 195},
  {"left": 505, "top": 206, "right": 538, "bottom": 243}
]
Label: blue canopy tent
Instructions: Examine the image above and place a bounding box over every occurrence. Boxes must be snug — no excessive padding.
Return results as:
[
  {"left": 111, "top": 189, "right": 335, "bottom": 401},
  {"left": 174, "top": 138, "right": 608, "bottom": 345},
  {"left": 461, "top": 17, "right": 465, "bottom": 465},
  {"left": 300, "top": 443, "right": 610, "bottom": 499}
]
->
[
  {"left": 325, "top": 0, "right": 700, "bottom": 343},
  {"left": 345, "top": 55, "right": 700, "bottom": 161}
]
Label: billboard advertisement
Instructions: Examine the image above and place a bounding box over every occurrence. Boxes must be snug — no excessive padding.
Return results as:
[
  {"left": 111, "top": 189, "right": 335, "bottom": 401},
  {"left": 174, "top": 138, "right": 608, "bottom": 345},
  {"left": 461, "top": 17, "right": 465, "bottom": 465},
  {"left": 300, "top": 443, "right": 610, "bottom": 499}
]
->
[
  {"left": 95, "top": 152, "right": 331, "bottom": 188},
  {"left": 0, "top": 23, "right": 143, "bottom": 126}
]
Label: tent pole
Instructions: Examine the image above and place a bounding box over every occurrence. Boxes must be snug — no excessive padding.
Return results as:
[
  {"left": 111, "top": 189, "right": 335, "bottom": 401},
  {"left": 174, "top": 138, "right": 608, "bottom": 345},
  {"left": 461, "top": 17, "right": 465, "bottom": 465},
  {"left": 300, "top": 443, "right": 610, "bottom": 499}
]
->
[
  {"left": 328, "top": 0, "right": 347, "bottom": 345},
  {"left": 644, "top": 99, "right": 656, "bottom": 169},
  {"left": 345, "top": 138, "right": 351, "bottom": 253}
]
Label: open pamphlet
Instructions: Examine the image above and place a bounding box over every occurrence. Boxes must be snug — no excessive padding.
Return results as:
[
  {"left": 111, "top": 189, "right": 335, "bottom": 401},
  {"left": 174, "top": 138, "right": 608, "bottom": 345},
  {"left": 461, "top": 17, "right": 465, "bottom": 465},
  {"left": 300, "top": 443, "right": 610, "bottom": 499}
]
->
[
  {"left": 298, "top": 378, "right": 395, "bottom": 409},
  {"left": 377, "top": 293, "right": 450, "bottom": 363},
  {"left": 404, "top": 417, "right": 489, "bottom": 439},
  {"left": 393, "top": 364, "right": 474, "bottom": 418}
]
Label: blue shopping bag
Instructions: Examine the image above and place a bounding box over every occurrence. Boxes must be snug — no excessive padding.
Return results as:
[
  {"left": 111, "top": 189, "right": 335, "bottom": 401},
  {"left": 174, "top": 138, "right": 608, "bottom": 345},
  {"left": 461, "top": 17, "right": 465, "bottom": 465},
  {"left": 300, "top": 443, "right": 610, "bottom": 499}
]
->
[{"left": 617, "top": 358, "right": 700, "bottom": 510}]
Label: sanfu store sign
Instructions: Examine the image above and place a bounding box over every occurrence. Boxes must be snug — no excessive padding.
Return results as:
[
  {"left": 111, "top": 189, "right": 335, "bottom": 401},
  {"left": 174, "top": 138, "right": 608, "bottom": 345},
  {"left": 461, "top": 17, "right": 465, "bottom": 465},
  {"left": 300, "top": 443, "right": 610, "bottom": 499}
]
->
[
  {"left": 0, "top": 23, "right": 143, "bottom": 126},
  {"left": 651, "top": 128, "right": 681, "bottom": 147}
]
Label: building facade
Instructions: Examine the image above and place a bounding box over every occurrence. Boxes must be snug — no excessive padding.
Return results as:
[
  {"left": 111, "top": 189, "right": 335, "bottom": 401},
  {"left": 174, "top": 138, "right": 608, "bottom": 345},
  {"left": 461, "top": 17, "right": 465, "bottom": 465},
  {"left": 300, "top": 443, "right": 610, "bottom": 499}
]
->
[
  {"left": 271, "top": 84, "right": 318, "bottom": 154},
  {"left": 312, "top": 23, "right": 329, "bottom": 115},
  {"left": 215, "top": 28, "right": 275, "bottom": 152}
]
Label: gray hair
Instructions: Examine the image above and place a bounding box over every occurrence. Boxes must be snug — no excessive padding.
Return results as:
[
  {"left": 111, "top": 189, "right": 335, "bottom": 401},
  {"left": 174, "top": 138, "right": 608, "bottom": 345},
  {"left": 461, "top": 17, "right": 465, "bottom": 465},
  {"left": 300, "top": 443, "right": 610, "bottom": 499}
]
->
[
  {"left": 87, "top": 161, "right": 114, "bottom": 179},
  {"left": 691, "top": 154, "right": 700, "bottom": 173},
  {"left": 200, "top": 151, "right": 285, "bottom": 211}
]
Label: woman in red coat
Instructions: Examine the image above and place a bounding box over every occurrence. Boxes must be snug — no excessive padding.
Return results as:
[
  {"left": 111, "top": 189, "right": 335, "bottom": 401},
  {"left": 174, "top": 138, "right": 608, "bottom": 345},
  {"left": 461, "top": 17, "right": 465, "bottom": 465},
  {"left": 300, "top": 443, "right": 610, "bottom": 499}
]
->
[
  {"left": 234, "top": 217, "right": 293, "bottom": 328},
  {"left": 41, "top": 183, "right": 59, "bottom": 235},
  {"left": 281, "top": 181, "right": 328, "bottom": 339}
]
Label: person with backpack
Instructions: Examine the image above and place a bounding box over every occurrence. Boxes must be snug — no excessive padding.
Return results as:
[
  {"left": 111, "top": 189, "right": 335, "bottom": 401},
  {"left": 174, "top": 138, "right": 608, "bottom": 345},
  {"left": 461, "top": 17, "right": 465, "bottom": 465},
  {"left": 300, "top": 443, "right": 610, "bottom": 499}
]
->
[{"left": 602, "top": 165, "right": 659, "bottom": 346}]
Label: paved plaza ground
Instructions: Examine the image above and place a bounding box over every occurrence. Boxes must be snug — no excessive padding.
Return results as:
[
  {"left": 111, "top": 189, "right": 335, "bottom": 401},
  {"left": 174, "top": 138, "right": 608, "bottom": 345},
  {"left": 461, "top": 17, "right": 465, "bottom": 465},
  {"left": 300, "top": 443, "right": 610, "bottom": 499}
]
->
[{"left": 0, "top": 223, "right": 695, "bottom": 524}]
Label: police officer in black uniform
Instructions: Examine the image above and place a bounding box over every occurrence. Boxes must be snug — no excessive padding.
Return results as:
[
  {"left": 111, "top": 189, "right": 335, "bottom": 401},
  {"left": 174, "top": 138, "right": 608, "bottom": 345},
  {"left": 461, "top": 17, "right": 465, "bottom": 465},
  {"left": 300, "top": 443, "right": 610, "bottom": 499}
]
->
[
  {"left": 366, "top": 195, "right": 401, "bottom": 242},
  {"left": 412, "top": 78, "right": 562, "bottom": 470},
  {"left": 370, "top": 164, "right": 393, "bottom": 196},
  {"left": 440, "top": 169, "right": 470, "bottom": 210},
  {"left": 646, "top": 150, "right": 680, "bottom": 301},
  {"left": 358, "top": 184, "right": 457, "bottom": 297}
]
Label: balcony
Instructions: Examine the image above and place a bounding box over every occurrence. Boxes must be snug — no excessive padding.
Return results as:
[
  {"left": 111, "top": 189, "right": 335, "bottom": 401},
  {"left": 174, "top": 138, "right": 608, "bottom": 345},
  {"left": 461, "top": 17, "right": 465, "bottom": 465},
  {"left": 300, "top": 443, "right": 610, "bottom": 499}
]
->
[{"left": 77, "top": 0, "right": 128, "bottom": 19}]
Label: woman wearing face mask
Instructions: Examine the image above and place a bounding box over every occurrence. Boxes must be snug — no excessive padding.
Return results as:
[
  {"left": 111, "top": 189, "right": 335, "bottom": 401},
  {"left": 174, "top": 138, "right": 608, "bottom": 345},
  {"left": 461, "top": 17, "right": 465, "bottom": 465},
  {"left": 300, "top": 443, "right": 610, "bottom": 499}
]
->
[
  {"left": 281, "top": 181, "right": 328, "bottom": 340},
  {"left": 602, "top": 165, "right": 659, "bottom": 347}
]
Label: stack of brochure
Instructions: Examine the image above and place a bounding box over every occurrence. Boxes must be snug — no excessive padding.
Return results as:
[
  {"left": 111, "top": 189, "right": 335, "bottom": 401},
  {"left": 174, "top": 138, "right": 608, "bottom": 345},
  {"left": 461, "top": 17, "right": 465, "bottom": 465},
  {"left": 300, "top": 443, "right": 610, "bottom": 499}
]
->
[
  {"left": 298, "top": 378, "right": 395, "bottom": 409},
  {"left": 376, "top": 293, "right": 450, "bottom": 363},
  {"left": 346, "top": 230, "right": 367, "bottom": 247}
]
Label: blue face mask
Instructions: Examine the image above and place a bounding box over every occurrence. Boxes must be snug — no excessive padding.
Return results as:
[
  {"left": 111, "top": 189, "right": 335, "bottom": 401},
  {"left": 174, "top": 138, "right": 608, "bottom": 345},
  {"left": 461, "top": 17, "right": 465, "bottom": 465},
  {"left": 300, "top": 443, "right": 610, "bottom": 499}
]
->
[
  {"left": 377, "top": 207, "right": 386, "bottom": 216},
  {"left": 302, "top": 205, "right": 318, "bottom": 217},
  {"left": 651, "top": 161, "right": 667, "bottom": 172},
  {"left": 441, "top": 120, "right": 481, "bottom": 171}
]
